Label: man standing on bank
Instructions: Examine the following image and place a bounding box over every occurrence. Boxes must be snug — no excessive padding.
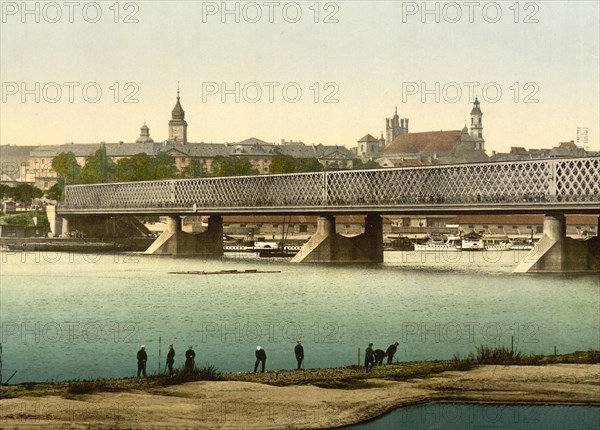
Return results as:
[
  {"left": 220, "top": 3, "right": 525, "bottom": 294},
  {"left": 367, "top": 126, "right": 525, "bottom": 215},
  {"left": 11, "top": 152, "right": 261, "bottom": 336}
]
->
[
  {"left": 185, "top": 346, "right": 196, "bottom": 371},
  {"left": 166, "top": 344, "right": 175, "bottom": 375},
  {"left": 386, "top": 342, "right": 399, "bottom": 364},
  {"left": 254, "top": 346, "right": 267, "bottom": 373},
  {"left": 294, "top": 340, "right": 304, "bottom": 370},
  {"left": 137, "top": 345, "right": 147, "bottom": 377},
  {"left": 364, "top": 343, "right": 375, "bottom": 373}
]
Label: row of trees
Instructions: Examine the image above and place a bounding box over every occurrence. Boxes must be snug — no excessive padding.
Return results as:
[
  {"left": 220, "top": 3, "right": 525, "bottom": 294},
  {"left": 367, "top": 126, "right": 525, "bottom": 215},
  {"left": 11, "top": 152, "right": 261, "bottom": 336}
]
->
[{"left": 0, "top": 183, "right": 44, "bottom": 206}]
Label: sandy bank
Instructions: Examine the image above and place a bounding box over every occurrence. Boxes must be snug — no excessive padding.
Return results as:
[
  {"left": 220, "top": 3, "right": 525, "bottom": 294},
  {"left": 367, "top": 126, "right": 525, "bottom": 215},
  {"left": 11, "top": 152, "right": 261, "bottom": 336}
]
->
[{"left": 1, "top": 364, "right": 598, "bottom": 429}]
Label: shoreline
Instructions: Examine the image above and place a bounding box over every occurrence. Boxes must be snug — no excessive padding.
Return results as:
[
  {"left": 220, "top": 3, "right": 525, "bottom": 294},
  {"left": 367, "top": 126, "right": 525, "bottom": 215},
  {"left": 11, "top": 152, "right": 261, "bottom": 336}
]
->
[{"left": 1, "top": 354, "right": 599, "bottom": 429}]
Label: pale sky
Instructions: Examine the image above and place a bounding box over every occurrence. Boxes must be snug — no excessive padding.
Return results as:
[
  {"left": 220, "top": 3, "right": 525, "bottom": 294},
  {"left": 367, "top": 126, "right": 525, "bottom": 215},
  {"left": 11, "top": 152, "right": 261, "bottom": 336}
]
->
[{"left": 1, "top": 1, "right": 599, "bottom": 153}]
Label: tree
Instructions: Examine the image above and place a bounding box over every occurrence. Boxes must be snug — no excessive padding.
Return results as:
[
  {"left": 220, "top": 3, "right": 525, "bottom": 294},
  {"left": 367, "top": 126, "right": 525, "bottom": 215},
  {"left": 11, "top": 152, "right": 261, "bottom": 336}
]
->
[
  {"left": 182, "top": 159, "right": 211, "bottom": 178},
  {"left": 45, "top": 183, "right": 64, "bottom": 201},
  {"left": 296, "top": 157, "right": 323, "bottom": 173},
  {"left": 269, "top": 155, "right": 297, "bottom": 174},
  {"left": 352, "top": 158, "right": 381, "bottom": 170},
  {"left": 212, "top": 156, "right": 258, "bottom": 177},
  {"left": 0, "top": 184, "right": 14, "bottom": 200},
  {"left": 12, "top": 183, "right": 43, "bottom": 206},
  {"left": 51, "top": 151, "right": 81, "bottom": 184},
  {"left": 269, "top": 155, "right": 323, "bottom": 174},
  {"left": 113, "top": 152, "right": 177, "bottom": 182},
  {"left": 79, "top": 143, "right": 116, "bottom": 183}
]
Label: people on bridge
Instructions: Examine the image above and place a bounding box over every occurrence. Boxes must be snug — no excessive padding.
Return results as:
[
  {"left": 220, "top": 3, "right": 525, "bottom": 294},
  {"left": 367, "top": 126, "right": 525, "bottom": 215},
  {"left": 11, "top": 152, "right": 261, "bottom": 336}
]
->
[
  {"left": 294, "top": 340, "right": 304, "bottom": 370},
  {"left": 137, "top": 345, "right": 147, "bottom": 377},
  {"left": 254, "top": 346, "right": 267, "bottom": 373},
  {"left": 166, "top": 344, "right": 175, "bottom": 375},
  {"left": 185, "top": 346, "right": 196, "bottom": 371},
  {"left": 386, "top": 342, "right": 399, "bottom": 364}
]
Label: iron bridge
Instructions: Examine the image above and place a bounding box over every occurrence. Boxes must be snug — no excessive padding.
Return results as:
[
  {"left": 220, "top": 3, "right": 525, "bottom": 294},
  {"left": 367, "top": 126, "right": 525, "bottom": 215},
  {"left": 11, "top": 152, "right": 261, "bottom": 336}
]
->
[{"left": 59, "top": 157, "right": 600, "bottom": 216}]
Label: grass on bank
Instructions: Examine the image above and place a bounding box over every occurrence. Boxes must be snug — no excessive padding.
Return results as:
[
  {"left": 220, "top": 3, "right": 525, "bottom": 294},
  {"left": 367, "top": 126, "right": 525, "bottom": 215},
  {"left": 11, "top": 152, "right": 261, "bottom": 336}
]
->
[{"left": 1, "top": 348, "right": 598, "bottom": 399}]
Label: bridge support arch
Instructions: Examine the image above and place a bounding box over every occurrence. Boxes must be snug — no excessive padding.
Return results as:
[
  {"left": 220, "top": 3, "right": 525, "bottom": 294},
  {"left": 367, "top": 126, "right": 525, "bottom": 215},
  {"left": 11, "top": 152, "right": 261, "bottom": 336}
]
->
[
  {"left": 514, "top": 213, "right": 600, "bottom": 273},
  {"left": 144, "top": 215, "right": 223, "bottom": 256},
  {"left": 291, "top": 214, "right": 383, "bottom": 263}
]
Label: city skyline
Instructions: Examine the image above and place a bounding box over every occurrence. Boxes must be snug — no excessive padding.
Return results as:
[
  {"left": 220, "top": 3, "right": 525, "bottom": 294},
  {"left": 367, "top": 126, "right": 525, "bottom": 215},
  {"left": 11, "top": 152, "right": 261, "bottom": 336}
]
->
[{"left": 1, "top": 1, "right": 599, "bottom": 152}]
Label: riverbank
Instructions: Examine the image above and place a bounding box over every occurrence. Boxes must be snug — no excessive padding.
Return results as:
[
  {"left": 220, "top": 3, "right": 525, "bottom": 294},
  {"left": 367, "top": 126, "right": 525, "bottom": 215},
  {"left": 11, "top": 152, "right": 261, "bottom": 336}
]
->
[{"left": 1, "top": 352, "right": 598, "bottom": 429}]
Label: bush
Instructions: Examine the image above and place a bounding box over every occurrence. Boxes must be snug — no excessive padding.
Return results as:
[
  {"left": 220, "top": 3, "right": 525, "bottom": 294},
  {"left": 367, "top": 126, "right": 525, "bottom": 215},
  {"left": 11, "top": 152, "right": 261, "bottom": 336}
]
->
[
  {"left": 476, "top": 345, "right": 524, "bottom": 364},
  {"left": 156, "top": 364, "right": 222, "bottom": 386}
]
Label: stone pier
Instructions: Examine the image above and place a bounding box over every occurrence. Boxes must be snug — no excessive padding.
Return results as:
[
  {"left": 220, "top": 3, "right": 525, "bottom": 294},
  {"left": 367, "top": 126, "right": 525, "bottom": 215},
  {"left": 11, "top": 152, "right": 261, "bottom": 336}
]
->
[
  {"left": 514, "top": 213, "right": 600, "bottom": 273},
  {"left": 291, "top": 214, "right": 383, "bottom": 263},
  {"left": 145, "top": 215, "right": 223, "bottom": 256}
]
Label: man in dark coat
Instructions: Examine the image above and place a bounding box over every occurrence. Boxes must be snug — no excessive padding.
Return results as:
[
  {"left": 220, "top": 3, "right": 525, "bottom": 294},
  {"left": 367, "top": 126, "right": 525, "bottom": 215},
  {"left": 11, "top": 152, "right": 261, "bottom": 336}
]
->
[
  {"left": 166, "top": 344, "right": 175, "bottom": 375},
  {"left": 373, "top": 349, "right": 386, "bottom": 365},
  {"left": 137, "top": 345, "right": 147, "bottom": 377},
  {"left": 364, "top": 343, "right": 375, "bottom": 373},
  {"left": 294, "top": 341, "right": 304, "bottom": 370},
  {"left": 185, "top": 346, "right": 196, "bottom": 371},
  {"left": 254, "top": 346, "right": 267, "bottom": 373},
  {"left": 386, "top": 342, "right": 399, "bottom": 364}
]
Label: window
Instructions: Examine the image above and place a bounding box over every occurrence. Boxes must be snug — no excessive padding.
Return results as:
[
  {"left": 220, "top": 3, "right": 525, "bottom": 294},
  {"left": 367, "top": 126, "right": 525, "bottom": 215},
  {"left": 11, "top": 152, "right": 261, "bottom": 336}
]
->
[
  {"left": 468, "top": 225, "right": 474, "bottom": 229},
  {"left": 497, "top": 225, "right": 502, "bottom": 229},
  {"left": 240, "top": 224, "right": 246, "bottom": 228},
  {"left": 526, "top": 225, "right": 532, "bottom": 229},
  {"left": 512, "top": 226, "right": 518, "bottom": 229},
  {"left": 273, "top": 224, "right": 278, "bottom": 228},
  {"left": 299, "top": 225, "right": 308, "bottom": 233},
  {"left": 482, "top": 225, "right": 488, "bottom": 229}
]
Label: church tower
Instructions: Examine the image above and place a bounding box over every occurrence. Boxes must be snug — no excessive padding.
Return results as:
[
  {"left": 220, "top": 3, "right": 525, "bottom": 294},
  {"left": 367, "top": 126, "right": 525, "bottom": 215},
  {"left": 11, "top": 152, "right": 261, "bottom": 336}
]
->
[
  {"left": 470, "top": 97, "right": 483, "bottom": 141},
  {"left": 168, "top": 88, "right": 188, "bottom": 144},
  {"left": 386, "top": 107, "right": 408, "bottom": 144}
]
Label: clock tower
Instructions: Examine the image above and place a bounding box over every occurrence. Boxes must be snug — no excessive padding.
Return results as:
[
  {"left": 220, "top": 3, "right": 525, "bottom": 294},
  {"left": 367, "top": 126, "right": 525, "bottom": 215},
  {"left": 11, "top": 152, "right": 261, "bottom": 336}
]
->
[{"left": 168, "top": 88, "right": 187, "bottom": 144}]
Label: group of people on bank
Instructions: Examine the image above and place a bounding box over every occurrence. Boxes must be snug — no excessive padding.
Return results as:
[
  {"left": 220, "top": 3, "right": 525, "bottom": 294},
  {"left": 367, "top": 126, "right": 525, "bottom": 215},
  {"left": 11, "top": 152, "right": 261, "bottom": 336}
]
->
[
  {"left": 136, "top": 340, "right": 400, "bottom": 376},
  {"left": 136, "top": 341, "right": 305, "bottom": 377},
  {"left": 136, "top": 344, "right": 197, "bottom": 377},
  {"left": 364, "top": 342, "right": 399, "bottom": 373}
]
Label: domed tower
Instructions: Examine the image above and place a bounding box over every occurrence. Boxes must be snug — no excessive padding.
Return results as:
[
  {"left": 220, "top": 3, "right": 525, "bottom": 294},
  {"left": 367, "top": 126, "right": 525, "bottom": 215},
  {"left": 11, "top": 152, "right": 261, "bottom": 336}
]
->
[
  {"left": 470, "top": 97, "right": 483, "bottom": 142},
  {"left": 136, "top": 122, "right": 154, "bottom": 143},
  {"left": 168, "top": 87, "right": 188, "bottom": 144}
]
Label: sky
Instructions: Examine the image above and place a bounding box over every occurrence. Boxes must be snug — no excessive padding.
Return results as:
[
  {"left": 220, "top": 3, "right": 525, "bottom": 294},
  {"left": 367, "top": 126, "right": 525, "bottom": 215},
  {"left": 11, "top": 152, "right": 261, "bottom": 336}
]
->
[{"left": 1, "top": 1, "right": 599, "bottom": 153}]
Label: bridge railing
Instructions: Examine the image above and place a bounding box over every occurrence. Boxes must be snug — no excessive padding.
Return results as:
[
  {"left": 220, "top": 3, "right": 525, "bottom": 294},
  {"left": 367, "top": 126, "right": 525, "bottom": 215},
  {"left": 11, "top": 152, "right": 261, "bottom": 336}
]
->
[{"left": 60, "top": 157, "right": 600, "bottom": 212}]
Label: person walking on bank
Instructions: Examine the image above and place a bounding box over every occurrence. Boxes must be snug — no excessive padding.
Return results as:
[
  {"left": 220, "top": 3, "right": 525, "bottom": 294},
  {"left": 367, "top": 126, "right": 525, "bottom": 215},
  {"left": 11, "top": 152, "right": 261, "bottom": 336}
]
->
[
  {"left": 364, "top": 343, "right": 375, "bottom": 373},
  {"left": 137, "top": 345, "right": 147, "bottom": 377},
  {"left": 254, "top": 346, "right": 267, "bottom": 373},
  {"left": 294, "top": 340, "right": 304, "bottom": 370},
  {"left": 185, "top": 346, "right": 195, "bottom": 371},
  {"left": 166, "top": 344, "right": 175, "bottom": 375},
  {"left": 386, "top": 342, "right": 399, "bottom": 364}
]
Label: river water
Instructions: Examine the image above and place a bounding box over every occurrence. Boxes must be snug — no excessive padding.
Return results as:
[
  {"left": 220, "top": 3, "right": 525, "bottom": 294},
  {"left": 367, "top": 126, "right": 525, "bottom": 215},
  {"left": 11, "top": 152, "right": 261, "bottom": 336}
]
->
[{"left": 0, "top": 249, "right": 598, "bottom": 384}]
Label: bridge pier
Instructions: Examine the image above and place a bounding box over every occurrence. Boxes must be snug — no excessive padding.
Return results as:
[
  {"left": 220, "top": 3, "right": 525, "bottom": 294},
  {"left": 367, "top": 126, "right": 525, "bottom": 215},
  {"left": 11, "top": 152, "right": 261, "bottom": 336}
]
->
[
  {"left": 513, "top": 213, "right": 600, "bottom": 273},
  {"left": 291, "top": 214, "right": 383, "bottom": 263},
  {"left": 144, "top": 215, "right": 223, "bottom": 256}
]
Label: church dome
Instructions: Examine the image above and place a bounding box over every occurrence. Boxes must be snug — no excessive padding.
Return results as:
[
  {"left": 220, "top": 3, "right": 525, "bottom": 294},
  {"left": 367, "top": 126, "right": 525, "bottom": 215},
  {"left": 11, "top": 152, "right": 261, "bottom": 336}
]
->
[{"left": 172, "top": 97, "right": 185, "bottom": 120}]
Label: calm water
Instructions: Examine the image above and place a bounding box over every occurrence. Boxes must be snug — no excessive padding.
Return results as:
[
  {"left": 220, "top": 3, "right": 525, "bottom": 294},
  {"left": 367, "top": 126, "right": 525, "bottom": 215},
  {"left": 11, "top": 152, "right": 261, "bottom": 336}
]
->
[
  {"left": 345, "top": 404, "right": 600, "bottom": 430},
  {"left": 0, "top": 249, "right": 598, "bottom": 383}
]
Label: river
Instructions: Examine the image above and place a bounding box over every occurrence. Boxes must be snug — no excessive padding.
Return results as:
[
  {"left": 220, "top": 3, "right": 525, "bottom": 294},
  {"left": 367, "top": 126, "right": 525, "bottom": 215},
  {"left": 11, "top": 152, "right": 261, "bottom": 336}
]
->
[{"left": 0, "top": 249, "right": 598, "bottom": 384}]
